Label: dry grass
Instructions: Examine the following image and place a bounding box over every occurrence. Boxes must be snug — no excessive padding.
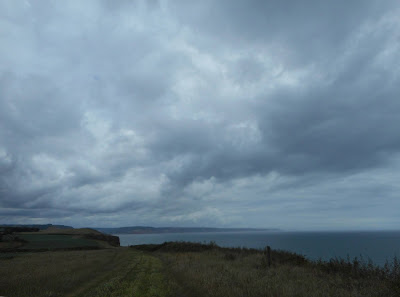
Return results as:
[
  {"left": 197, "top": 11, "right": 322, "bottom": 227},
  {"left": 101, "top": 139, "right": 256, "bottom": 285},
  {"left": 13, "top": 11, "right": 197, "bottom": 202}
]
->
[
  {"left": 160, "top": 252, "right": 391, "bottom": 297},
  {"left": 0, "top": 248, "right": 182, "bottom": 297},
  {"left": 0, "top": 248, "right": 123, "bottom": 296},
  {"left": 134, "top": 242, "right": 398, "bottom": 297},
  {"left": 79, "top": 253, "right": 181, "bottom": 297},
  {"left": 1, "top": 242, "right": 398, "bottom": 297}
]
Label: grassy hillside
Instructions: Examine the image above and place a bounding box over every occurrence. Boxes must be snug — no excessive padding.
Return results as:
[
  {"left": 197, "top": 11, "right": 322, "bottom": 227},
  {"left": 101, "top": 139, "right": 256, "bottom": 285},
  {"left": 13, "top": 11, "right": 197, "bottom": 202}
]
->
[
  {"left": 133, "top": 242, "right": 400, "bottom": 297},
  {"left": 17, "top": 233, "right": 100, "bottom": 250},
  {"left": 0, "top": 228, "right": 119, "bottom": 252},
  {"left": 38, "top": 227, "right": 103, "bottom": 235},
  {"left": 1, "top": 241, "right": 399, "bottom": 296},
  {"left": 0, "top": 248, "right": 180, "bottom": 297}
]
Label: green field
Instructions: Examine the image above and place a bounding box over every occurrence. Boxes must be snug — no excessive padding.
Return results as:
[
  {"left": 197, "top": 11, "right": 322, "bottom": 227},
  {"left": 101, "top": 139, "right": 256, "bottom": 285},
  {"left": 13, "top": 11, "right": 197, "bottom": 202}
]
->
[
  {"left": 0, "top": 248, "right": 181, "bottom": 297},
  {"left": 17, "top": 234, "right": 100, "bottom": 250},
  {"left": 1, "top": 242, "right": 399, "bottom": 297}
]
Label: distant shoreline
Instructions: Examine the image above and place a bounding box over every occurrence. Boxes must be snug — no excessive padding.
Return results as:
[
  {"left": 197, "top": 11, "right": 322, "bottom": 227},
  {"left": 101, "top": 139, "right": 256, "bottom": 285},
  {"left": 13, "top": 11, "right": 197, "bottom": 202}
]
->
[{"left": 96, "top": 226, "right": 279, "bottom": 234}]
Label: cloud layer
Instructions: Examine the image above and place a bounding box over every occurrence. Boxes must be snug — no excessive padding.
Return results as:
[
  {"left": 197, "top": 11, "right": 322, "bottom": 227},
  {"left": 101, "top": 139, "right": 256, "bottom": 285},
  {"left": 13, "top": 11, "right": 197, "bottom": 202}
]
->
[{"left": 1, "top": 0, "right": 400, "bottom": 230}]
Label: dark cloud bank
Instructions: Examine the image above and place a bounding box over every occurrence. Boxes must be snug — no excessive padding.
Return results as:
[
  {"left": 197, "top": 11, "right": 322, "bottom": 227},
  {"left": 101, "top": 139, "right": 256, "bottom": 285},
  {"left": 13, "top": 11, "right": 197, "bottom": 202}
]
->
[{"left": 1, "top": 0, "right": 400, "bottom": 230}]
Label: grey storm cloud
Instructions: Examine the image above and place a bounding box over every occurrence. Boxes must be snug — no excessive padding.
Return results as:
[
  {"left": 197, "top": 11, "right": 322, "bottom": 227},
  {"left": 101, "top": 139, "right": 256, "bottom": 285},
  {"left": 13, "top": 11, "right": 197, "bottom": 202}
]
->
[{"left": 1, "top": 0, "right": 400, "bottom": 230}]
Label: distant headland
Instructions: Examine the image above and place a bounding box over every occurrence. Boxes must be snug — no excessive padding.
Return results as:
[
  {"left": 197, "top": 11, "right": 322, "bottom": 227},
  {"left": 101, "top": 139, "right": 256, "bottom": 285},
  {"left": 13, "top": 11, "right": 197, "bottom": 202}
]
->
[{"left": 95, "top": 226, "right": 279, "bottom": 234}]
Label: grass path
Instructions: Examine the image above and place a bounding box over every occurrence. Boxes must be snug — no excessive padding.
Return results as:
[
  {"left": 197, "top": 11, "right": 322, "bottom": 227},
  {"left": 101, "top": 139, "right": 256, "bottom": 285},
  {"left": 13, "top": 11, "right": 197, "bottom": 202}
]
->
[
  {"left": 0, "top": 248, "right": 181, "bottom": 297},
  {"left": 71, "top": 250, "right": 181, "bottom": 297},
  {"left": 2, "top": 243, "right": 397, "bottom": 297}
]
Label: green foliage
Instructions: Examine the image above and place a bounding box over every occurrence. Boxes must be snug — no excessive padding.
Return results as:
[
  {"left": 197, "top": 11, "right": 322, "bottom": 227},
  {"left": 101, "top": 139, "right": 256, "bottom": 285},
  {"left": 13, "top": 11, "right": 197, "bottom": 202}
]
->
[
  {"left": 0, "top": 248, "right": 182, "bottom": 297},
  {"left": 132, "top": 241, "right": 219, "bottom": 253},
  {"left": 1, "top": 241, "right": 399, "bottom": 297},
  {"left": 135, "top": 242, "right": 398, "bottom": 297},
  {"left": 17, "top": 234, "right": 100, "bottom": 250},
  {"left": 77, "top": 253, "right": 180, "bottom": 297},
  {"left": 0, "top": 249, "right": 127, "bottom": 297}
]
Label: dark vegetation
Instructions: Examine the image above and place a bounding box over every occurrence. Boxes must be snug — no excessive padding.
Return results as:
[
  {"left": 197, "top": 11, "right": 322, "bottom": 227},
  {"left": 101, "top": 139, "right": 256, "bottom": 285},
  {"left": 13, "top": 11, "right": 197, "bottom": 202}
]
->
[
  {"left": 0, "top": 247, "right": 181, "bottom": 297},
  {"left": 1, "top": 239, "right": 399, "bottom": 296},
  {"left": 84, "top": 233, "right": 120, "bottom": 247},
  {"left": 0, "top": 226, "right": 40, "bottom": 234},
  {"left": 133, "top": 241, "right": 400, "bottom": 296},
  {"left": 14, "top": 234, "right": 100, "bottom": 251},
  {"left": 0, "top": 224, "right": 73, "bottom": 230},
  {"left": 0, "top": 227, "right": 119, "bottom": 253}
]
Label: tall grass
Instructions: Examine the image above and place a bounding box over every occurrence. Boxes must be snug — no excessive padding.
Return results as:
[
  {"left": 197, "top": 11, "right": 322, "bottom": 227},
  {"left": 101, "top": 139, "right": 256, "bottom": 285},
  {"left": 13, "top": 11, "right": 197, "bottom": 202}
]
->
[
  {"left": 0, "top": 248, "right": 183, "bottom": 297},
  {"left": 133, "top": 241, "right": 399, "bottom": 297},
  {"left": 0, "top": 248, "right": 130, "bottom": 297},
  {"left": 2, "top": 241, "right": 398, "bottom": 296}
]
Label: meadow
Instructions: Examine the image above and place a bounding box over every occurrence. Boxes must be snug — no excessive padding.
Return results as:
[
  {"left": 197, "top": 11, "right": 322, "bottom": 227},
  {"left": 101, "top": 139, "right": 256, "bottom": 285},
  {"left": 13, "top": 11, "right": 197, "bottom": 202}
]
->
[
  {"left": 17, "top": 234, "right": 100, "bottom": 250},
  {"left": 0, "top": 248, "right": 181, "bottom": 297},
  {"left": 1, "top": 241, "right": 399, "bottom": 296},
  {"left": 134, "top": 242, "right": 400, "bottom": 297},
  {"left": 0, "top": 228, "right": 119, "bottom": 252}
]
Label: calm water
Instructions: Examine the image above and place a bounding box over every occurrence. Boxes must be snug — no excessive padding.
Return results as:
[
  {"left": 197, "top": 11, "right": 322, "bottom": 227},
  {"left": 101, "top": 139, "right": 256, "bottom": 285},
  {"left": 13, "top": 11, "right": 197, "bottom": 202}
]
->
[{"left": 116, "top": 231, "right": 400, "bottom": 266}]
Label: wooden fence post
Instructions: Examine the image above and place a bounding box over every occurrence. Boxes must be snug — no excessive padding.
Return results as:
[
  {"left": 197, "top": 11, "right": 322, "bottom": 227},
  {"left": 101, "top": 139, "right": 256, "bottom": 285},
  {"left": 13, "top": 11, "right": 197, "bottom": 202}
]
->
[{"left": 266, "top": 245, "right": 271, "bottom": 267}]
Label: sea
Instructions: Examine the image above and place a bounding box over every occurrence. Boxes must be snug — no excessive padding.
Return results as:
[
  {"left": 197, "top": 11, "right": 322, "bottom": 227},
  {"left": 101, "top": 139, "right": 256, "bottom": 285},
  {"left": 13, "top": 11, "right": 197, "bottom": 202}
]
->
[{"left": 116, "top": 230, "right": 400, "bottom": 266}]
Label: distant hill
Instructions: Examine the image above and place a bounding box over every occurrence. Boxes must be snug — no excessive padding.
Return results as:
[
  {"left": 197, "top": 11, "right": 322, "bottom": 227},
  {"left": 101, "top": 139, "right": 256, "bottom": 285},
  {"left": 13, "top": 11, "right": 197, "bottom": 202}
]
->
[
  {"left": 38, "top": 227, "right": 102, "bottom": 235},
  {"left": 95, "top": 226, "right": 278, "bottom": 234},
  {"left": 0, "top": 226, "right": 120, "bottom": 252},
  {"left": 0, "top": 224, "right": 73, "bottom": 230}
]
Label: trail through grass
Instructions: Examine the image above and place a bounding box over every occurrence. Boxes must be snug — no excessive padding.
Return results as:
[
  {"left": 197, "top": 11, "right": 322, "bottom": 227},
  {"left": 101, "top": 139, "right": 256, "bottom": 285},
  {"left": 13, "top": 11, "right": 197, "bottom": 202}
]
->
[
  {"left": 76, "top": 251, "right": 180, "bottom": 297},
  {"left": 0, "top": 248, "right": 180, "bottom": 297},
  {"left": 2, "top": 242, "right": 398, "bottom": 297}
]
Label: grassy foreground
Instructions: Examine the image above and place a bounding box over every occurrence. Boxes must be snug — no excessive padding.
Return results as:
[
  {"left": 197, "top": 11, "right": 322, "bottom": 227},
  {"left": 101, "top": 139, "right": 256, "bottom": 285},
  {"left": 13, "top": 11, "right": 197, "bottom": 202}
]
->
[
  {"left": 0, "top": 248, "right": 180, "bottom": 297},
  {"left": 1, "top": 241, "right": 399, "bottom": 296},
  {"left": 134, "top": 242, "right": 400, "bottom": 297}
]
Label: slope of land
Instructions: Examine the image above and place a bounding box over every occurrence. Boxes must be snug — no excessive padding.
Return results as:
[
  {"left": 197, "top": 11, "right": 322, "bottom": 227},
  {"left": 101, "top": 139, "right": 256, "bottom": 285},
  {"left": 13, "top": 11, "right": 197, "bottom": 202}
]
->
[
  {"left": 0, "top": 248, "right": 180, "bottom": 297},
  {"left": 1, "top": 241, "right": 399, "bottom": 297},
  {"left": 38, "top": 227, "right": 103, "bottom": 235},
  {"left": 0, "top": 223, "right": 73, "bottom": 230},
  {"left": 133, "top": 242, "right": 400, "bottom": 297},
  {"left": 0, "top": 227, "right": 119, "bottom": 252}
]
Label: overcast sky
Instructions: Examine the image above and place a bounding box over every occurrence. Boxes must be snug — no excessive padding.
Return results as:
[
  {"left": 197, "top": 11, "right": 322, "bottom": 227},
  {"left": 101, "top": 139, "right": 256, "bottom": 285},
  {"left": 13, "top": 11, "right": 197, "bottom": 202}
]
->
[{"left": 1, "top": 0, "right": 400, "bottom": 230}]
